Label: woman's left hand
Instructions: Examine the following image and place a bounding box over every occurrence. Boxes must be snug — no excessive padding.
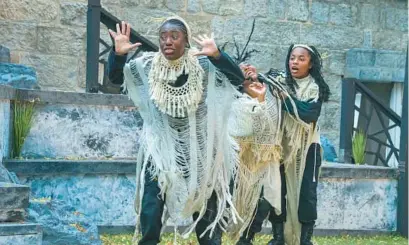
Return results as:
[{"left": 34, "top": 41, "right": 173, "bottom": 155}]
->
[{"left": 192, "top": 33, "right": 220, "bottom": 58}]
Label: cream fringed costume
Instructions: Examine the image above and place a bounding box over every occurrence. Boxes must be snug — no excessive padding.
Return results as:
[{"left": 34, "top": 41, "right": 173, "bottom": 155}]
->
[
  {"left": 276, "top": 72, "right": 322, "bottom": 245},
  {"left": 108, "top": 17, "right": 245, "bottom": 244},
  {"left": 228, "top": 75, "right": 300, "bottom": 241}
]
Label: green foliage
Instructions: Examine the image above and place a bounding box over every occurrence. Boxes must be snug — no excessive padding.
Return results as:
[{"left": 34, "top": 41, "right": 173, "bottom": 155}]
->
[
  {"left": 100, "top": 233, "right": 408, "bottom": 245},
  {"left": 12, "top": 100, "right": 36, "bottom": 158},
  {"left": 352, "top": 129, "right": 367, "bottom": 165}
]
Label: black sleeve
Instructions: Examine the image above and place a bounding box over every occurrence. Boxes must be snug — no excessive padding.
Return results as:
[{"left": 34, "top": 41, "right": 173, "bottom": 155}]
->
[
  {"left": 207, "top": 51, "right": 244, "bottom": 86},
  {"left": 282, "top": 97, "right": 322, "bottom": 124},
  {"left": 107, "top": 49, "right": 127, "bottom": 85}
]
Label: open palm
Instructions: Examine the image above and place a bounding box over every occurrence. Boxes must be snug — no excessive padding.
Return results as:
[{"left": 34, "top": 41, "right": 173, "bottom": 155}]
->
[
  {"left": 192, "top": 34, "right": 219, "bottom": 58},
  {"left": 108, "top": 21, "right": 141, "bottom": 55}
]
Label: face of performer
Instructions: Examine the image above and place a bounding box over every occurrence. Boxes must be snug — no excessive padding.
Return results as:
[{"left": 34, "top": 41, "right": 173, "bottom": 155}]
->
[
  {"left": 289, "top": 47, "right": 312, "bottom": 79},
  {"left": 159, "top": 22, "right": 188, "bottom": 60},
  {"left": 240, "top": 63, "right": 263, "bottom": 95}
]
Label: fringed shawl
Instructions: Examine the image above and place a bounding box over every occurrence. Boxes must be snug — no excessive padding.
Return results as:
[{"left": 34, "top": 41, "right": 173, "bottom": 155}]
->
[{"left": 123, "top": 51, "right": 240, "bottom": 242}]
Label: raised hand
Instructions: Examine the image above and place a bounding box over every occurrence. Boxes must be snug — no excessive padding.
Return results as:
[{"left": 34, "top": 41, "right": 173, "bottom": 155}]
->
[
  {"left": 192, "top": 33, "right": 220, "bottom": 58},
  {"left": 246, "top": 82, "right": 267, "bottom": 102},
  {"left": 108, "top": 21, "right": 141, "bottom": 56}
]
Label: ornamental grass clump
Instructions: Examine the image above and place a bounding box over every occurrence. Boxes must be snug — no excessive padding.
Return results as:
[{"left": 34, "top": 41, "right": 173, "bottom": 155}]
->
[
  {"left": 352, "top": 129, "right": 367, "bottom": 165},
  {"left": 12, "top": 100, "right": 36, "bottom": 158}
]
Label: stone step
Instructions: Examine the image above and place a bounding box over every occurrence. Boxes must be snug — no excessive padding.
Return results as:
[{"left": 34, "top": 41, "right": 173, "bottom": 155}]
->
[
  {"left": 0, "top": 222, "right": 42, "bottom": 245},
  {"left": 0, "top": 182, "right": 30, "bottom": 222}
]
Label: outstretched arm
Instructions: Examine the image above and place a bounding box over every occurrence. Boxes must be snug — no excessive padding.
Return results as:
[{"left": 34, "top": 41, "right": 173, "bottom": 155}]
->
[
  {"left": 192, "top": 34, "right": 244, "bottom": 86},
  {"left": 107, "top": 21, "right": 141, "bottom": 85}
]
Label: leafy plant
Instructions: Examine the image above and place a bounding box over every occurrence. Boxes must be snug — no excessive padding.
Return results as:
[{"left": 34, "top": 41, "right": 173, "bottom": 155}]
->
[
  {"left": 352, "top": 129, "right": 367, "bottom": 165},
  {"left": 12, "top": 100, "right": 36, "bottom": 158}
]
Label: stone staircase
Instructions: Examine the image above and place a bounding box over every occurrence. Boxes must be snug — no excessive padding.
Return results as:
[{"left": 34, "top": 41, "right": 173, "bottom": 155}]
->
[{"left": 0, "top": 182, "right": 42, "bottom": 245}]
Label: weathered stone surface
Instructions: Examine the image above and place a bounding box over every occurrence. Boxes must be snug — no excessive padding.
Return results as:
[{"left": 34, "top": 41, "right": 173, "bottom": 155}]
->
[
  {"left": 178, "top": 15, "right": 212, "bottom": 37},
  {"left": 0, "top": 63, "right": 40, "bottom": 90},
  {"left": 373, "top": 31, "right": 407, "bottom": 51},
  {"left": 287, "top": 0, "right": 309, "bottom": 21},
  {"left": 123, "top": 7, "right": 174, "bottom": 36},
  {"left": 0, "top": 22, "right": 37, "bottom": 52},
  {"left": 0, "top": 46, "right": 10, "bottom": 63},
  {"left": 363, "top": 30, "right": 373, "bottom": 48},
  {"left": 214, "top": 17, "right": 300, "bottom": 45},
  {"left": 20, "top": 104, "right": 141, "bottom": 159},
  {"left": 0, "top": 101, "right": 11, "bottom": 161},
  {"left": 328, "top": 50, "right": 346, "bottom": 76},
  {"left": 360, "top": 4, "right": 380, "bottom": 30},
  {"left": 0, "top": 182, "right": 30, "bottom": 222},
  {"left": 21, "top": 174, "right": 137, "bottom": 226},
  {"left": 0, "top": 234, "right": 42, "bottom": 245},
  {"left": 311, "top": 1, "right": 330, "bottom": 24},
  {"left": 0, "top": 0, "right": 58, "bottom": 22},
  {"left": 346, "top": 48, "right": 376, "bottom": 67},
  {"left": 301, "top": 24, "right": 363, "bottom": 49},
  {"left": 20, "top": 54, "right": 80, "bottom": 91},
  {"left": 244, "top": 0, "right": 269, "bottom": 17},
  {"left": 16, "top": 167, "right": 398, "bottom": 231},
  {"left": 187, "top": 0, "right": 201, "bottom": 13},
  {"left": 37, "top": 26, "right": 86, "bottom": 56},
  {"left": 121, "top": 0, "right": 164, "bottom": 8},
  {"left": 381, "top": 7, "right": 408, "bottom": 32},
  {"left": 322, "top": 73, "right": 342, "bottom": 102},
  {"left": 202, "top": 0, "right": 221, "bottom": 14},
  {"left": 166, "top": 0, "right": 185, "bottom": 11},
  {"left": 317, "top": 178, "right": 397, "bottom": 230},
  {"left": 28, "top": 199, "right": 101, "bottom": 245},
  {"left": 375, "top": 51, "right": 406, "bottom": 68},
  {"left": 359, "top": 67, "right": 394, "bottom": 82},
  {"left": 203, "top": 0, "right": 243, "bottom": 15},
  {"left": 219, "top": 0, "right": 244, "bottom": 16},
  {"left": 60, "top": 2, "right": 87, "bottom": 26},
  {"left": 268, "top": 0, "right": 286, "bottom": 20},
  {"left": 320, "top": 101, "right": 341, "bottom": 132},
  {"left": 345, "top": 48, "right": 406, "bottom": 82},
  {"left": 329, "top": 3, "right": 356, "bottom": 27}
]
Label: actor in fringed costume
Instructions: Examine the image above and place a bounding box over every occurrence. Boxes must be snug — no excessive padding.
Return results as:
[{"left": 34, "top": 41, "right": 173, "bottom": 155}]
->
[
  {"left": 234, "top": 44, "right": 330, "bottom": 245},
  {"left": 228, "top": 64, "right": 288, "bottom": 242},
  {"left": 107, "top": 17, "right": 245, "bottom": 245}
]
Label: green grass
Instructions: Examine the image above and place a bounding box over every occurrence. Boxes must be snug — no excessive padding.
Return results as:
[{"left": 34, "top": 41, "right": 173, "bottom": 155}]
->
[
  {"left": 12, "top": 100, "right": 36, "bottom": 158},
  {"left": 352, "top": 130, "right": 367, "bottom": 165},
  {"left": 100, "top": 233, "right": 408, "bottom": 245}
]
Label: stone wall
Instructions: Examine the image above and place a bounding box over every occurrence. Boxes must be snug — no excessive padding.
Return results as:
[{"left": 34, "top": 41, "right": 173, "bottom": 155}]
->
[
  {"left": 1, "top": 0, "right": 408, "bottom": 156},
  {"left": 4, "top": 160, "right": 398, "bottom": 232}
]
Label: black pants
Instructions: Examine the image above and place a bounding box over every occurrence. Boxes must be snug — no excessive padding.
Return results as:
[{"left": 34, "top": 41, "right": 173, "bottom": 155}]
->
[
  {"left": 246, "top": 143, "right": 321, "bottom": 234},
  {"left": 139, "top": 168, "right": 222, "bottom": 245}
]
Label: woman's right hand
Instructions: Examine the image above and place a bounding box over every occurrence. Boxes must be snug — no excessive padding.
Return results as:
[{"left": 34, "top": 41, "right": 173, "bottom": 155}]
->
[{"left": 108, "top": 21, "right": 141, "bottom": 56}]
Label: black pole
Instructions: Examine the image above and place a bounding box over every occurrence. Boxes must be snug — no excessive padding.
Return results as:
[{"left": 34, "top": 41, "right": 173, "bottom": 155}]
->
[
  {"left": 397, "top": 51, "right": 408, "bottom": 237},
  {"left": 86, "top": 0, "right": 101, "bottom": 93},
  {"left": 339, "top": 77, "right": 356, "bottom": 163}
]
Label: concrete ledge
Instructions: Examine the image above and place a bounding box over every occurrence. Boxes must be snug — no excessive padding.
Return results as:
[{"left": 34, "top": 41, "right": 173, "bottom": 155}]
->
[
  {"left": 0, "top": 223, "right": 42, "bottom": 236},
  {"left": 0, "top": 84, "right": 134, "bottom": 107},
  {"left": 321, "top": 163, "right": 399, "bottom": 179},
  {"left": 4, "top": 159, "right": 136, "bottom": 175},
  {"left": 98, "top": 225, "right": 394, "bottom": 237},
  {"left": 4, "top": 160, "right": 398, "bottom": 179}
]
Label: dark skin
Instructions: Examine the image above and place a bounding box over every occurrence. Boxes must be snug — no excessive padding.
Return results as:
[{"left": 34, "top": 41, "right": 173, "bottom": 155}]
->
[
  {"left": 159, "top": 23, "right": 187, "bottom": 60},
  {"left": 108, "top": 21, "right": 221, "bottom": 60},
  {"left": 239, "top": 64, "right": 266, "bottom": 102}
]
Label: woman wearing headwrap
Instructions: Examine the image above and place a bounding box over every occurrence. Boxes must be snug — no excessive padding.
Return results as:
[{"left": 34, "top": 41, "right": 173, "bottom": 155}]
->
[
  {"left": 107, "top": 17, "right": 244, "bottom": 245},
  {"left": 235, "top": 44, "right": 330, "bottom": 245}
]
